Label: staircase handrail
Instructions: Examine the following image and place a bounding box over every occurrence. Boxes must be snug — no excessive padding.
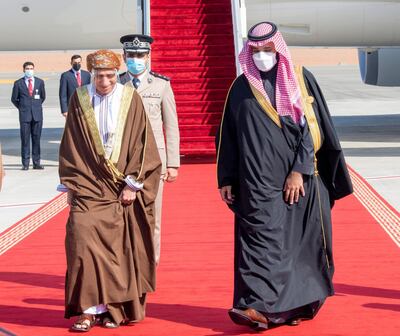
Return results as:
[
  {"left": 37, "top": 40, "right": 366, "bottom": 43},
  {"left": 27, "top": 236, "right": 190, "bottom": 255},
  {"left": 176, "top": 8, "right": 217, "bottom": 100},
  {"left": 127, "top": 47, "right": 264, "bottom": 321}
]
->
[{"left": 231, "top": 0, "right": 246, "bottom": 75}]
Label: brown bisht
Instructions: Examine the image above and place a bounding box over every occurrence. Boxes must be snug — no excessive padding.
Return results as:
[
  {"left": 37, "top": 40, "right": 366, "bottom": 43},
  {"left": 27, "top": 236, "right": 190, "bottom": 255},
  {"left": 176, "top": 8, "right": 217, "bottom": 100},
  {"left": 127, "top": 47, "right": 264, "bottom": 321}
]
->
[{"left": 59, "top": 84, "right": 161, "bottom": 323}]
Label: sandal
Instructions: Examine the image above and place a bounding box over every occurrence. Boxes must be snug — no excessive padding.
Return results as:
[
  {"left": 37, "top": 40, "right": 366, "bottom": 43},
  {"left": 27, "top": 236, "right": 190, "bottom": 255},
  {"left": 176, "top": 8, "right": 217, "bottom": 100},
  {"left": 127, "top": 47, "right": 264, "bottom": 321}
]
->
[
  {"left": 100, "top": 312, "right": 119, "bottom": 329},
  {"left": 70, "top": 313, "right": 96, "bottom": 332}
]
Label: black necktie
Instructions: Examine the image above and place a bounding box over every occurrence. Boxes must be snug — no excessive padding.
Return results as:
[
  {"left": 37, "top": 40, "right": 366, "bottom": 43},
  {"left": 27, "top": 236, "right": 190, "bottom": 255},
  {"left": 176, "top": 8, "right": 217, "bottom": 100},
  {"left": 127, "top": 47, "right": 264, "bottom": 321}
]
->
[{"left": 132, "top": 77, "right": 140, "bottom": 89}]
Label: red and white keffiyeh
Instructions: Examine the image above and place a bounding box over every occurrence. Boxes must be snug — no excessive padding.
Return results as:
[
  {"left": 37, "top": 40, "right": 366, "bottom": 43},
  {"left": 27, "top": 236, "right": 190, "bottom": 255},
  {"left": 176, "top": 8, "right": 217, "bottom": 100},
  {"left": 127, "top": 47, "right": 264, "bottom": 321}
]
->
[{"left": 239, "top": 22, "right": 304, "bottom": 124}]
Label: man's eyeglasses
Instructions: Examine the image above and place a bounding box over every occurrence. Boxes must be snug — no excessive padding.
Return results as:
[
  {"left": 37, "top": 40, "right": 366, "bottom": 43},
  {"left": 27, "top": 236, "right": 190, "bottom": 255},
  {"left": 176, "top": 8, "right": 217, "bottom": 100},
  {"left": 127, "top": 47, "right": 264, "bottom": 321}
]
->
[{"left": 95, "top": 73, "right": 116, "bottom": 79}]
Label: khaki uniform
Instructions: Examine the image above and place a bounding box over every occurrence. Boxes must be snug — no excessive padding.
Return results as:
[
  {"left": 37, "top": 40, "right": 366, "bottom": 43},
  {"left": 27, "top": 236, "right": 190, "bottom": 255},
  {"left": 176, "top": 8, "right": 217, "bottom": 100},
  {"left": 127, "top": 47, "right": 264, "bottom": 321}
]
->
[{"left": 120, "top": 70, "right": 180, "bottom": 263}]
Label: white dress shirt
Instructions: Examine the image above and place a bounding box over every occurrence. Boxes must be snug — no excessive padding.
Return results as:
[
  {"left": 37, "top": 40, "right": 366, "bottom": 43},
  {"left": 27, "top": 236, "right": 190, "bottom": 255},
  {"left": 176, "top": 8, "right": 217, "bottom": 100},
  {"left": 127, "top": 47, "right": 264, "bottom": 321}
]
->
[
  {"left": 24, "top": 76, "right": 35, "bottom": 88},
  {"left": 87, "top": 83, "right": 124, "bottom": 146}
]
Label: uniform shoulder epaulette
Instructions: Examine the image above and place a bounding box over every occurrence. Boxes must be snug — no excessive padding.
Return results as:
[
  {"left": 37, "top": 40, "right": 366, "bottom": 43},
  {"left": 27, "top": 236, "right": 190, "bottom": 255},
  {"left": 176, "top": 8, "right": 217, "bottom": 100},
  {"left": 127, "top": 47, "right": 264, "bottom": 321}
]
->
[{"left": 150, "top": 71, "right": 170, "bottom": 81}]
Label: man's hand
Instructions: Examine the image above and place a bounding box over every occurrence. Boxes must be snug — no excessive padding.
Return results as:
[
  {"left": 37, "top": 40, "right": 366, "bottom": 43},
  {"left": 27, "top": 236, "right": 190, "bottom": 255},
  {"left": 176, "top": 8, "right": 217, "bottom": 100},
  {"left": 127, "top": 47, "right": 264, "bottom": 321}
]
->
[
  {"left": 165, "top": 167, "right": 178, "bottom": 183},
  {"left": 62, "top": 112, "right": 68, "bottom": 118},
  {"left": 283, "top": 171, "right": 305, "bottom": 204},
  {"left": 220, "top": 185, "right": 235, "bottom": 205},
  {"left": 119, "top": 185, "right": 137, "bottom": 205}
]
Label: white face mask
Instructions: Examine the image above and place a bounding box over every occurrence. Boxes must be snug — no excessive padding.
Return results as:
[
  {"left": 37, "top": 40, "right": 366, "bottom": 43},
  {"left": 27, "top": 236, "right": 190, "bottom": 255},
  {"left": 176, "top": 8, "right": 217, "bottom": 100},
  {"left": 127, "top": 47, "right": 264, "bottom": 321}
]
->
[{"left": 252, "top": 52, "right": 277, "bottom": 72}]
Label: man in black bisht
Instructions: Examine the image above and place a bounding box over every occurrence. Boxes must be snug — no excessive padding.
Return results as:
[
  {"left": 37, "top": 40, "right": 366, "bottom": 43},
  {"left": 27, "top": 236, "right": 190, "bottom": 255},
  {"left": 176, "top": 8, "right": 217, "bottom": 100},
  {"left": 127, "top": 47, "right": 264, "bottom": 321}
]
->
[{"left": 216, "top": 22, "right": 353, "bottom": 331}]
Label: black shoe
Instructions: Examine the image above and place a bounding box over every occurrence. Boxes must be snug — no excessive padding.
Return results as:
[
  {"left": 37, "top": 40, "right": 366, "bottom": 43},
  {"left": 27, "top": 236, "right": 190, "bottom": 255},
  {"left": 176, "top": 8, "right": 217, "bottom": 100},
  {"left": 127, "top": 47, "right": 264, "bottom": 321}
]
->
[
  {"left": 287, "top": 318, "right": 302, "bottom": 326},
  {"left": 21, "top": 166, "right": 29, "bottom": 170},
  {"left": 33, "top": 165, "right": 44, "bottom": 170}
]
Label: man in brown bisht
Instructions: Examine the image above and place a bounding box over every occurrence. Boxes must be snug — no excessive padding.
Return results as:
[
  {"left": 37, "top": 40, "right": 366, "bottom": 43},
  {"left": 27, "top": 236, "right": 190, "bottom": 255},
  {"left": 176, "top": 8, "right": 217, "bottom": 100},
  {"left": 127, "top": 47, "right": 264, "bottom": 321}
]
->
[{"left": 58, "top": 49, "right": 161, "bottom": 332}]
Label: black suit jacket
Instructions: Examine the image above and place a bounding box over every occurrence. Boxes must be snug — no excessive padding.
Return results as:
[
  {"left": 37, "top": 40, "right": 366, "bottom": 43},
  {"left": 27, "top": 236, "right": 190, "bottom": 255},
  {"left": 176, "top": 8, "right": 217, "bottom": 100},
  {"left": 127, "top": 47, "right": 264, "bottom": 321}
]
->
[
  {"left": 59, "top": 69, "right": 91, "bottom": 113},
  {"left": 11, "top": 77, "right": 46, "bottom": 122}
]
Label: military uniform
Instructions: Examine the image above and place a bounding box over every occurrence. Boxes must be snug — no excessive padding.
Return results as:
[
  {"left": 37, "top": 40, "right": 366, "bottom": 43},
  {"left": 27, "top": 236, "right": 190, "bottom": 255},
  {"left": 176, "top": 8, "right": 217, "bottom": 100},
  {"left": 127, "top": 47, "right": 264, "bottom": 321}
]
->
[
  {"left": 120, "top": 70, "right": 180, "bottom": 171},
  {"left": 120, "top": 64, "right": 180, "bottom": 264}
]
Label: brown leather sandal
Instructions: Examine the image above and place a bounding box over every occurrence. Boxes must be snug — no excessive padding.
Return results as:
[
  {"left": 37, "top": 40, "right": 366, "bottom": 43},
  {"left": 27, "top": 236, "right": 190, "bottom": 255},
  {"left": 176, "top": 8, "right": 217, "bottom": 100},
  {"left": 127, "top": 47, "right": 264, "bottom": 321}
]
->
[
  {"left": 70, "top": 313, "right": 96, "bottom": 332},
  {"left": 100, "top": 312, "right": 119, "bottom": 329}
]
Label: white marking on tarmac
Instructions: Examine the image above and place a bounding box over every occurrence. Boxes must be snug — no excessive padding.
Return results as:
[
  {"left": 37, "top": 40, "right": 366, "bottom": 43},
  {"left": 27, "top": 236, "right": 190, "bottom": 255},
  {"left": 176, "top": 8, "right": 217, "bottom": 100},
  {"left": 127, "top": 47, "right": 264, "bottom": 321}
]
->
[
  {"left": 366, "top": 175, "right": 400, "bottom": 181},
  {"left": 0, "top": 201, "right": 47, "bottom": 208}
]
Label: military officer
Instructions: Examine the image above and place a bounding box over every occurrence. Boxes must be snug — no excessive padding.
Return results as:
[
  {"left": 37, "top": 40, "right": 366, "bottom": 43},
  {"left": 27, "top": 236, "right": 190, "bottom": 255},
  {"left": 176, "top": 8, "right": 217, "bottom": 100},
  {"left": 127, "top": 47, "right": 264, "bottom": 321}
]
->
[{"left": 119, "top": 34, "right": 180, "bottom": 265}]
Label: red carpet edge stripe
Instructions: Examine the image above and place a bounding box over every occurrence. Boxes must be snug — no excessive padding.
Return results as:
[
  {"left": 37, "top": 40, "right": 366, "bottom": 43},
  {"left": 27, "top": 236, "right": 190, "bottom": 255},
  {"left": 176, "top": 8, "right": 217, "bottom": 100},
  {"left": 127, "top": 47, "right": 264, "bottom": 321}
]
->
[
  {"left": 0, "top": 193, "right": 68, "bottom": 255},
  {"left": 348, "top": 166, "right": 400, "bottom": 248},
  {"left": 0, "top": 166, "right": 399, "bottom": 255}
]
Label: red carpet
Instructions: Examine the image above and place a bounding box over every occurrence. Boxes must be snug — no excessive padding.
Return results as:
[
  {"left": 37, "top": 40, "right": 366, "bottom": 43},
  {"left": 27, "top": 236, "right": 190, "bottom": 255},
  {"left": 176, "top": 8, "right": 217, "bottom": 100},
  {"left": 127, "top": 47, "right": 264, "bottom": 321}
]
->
[
  {"left": 0, "top": 164, "right": 399, "bottom": 335},
  {"left": 150, "top": 0, "right": 237, "bottom": 155}
]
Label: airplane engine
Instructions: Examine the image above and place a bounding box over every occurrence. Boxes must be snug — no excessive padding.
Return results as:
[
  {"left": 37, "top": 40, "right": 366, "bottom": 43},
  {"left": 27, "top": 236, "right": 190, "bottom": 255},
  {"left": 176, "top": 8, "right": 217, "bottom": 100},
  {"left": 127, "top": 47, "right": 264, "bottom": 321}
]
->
[{"left": 358, "top": 48, "right": 400, "bottom": 86}]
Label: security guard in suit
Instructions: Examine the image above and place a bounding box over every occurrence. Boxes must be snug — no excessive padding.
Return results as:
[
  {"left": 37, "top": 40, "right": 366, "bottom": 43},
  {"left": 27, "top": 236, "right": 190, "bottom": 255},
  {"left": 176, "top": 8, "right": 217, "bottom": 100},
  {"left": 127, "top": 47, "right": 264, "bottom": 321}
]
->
[
  {"left": 119, "top": 34, "right": 180, "bottom": 264},
  {"left": 59, "top": 54, "right": 91, "bottom": 117}
]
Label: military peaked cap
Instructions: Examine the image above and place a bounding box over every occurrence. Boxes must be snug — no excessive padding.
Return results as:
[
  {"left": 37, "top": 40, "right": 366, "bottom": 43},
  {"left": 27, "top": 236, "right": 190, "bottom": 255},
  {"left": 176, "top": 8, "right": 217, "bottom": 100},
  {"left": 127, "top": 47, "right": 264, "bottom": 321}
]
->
[{"left": 120, "top": 34, "right": 154, "bottom": 53}]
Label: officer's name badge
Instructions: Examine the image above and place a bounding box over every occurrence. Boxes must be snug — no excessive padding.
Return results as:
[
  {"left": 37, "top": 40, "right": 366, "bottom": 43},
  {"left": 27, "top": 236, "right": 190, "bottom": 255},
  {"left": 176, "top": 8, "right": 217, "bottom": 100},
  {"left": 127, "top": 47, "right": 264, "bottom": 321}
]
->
[{"left": 142, "top": 93, "right": 161, "bottom": 98}]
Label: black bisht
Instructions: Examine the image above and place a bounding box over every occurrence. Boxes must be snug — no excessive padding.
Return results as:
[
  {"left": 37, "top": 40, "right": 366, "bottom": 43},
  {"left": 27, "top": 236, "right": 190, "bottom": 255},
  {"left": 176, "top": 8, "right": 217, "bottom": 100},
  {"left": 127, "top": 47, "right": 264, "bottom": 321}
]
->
[{"left": 216, "top": 67, "right": 352, "bottom": 321}]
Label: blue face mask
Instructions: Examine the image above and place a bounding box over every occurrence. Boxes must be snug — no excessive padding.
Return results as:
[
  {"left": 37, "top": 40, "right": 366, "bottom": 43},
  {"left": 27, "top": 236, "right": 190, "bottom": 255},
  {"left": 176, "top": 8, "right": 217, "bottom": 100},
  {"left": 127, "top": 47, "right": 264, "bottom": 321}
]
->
[
  {"left": 25, "top": 70, "right": 34, "bottom": 78},
  {"left": 126, "top": 58, "right": 147, "bottom": 75}
]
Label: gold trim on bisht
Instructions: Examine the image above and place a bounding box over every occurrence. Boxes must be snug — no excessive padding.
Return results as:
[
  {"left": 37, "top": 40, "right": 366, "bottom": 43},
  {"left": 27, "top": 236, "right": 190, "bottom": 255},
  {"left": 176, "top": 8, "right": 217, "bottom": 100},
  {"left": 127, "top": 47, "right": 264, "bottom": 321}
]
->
[
  {"left": 76, "top": 86, "right": 133, "bottom": 183},
  {"left": 295, "top": 65, "right": 322, "bottom": 154},
  {"left": 249, "top": 83, "right": 282, "bottom": 128},
  {"left": 295, "top": 66, "right": 330, "bottom": 268},
  {"left": 110, "top": 85, "right": 134, "bottom": 164},
  {"left": 76, "top": 86, "right": 105, "bottom": 157}
]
